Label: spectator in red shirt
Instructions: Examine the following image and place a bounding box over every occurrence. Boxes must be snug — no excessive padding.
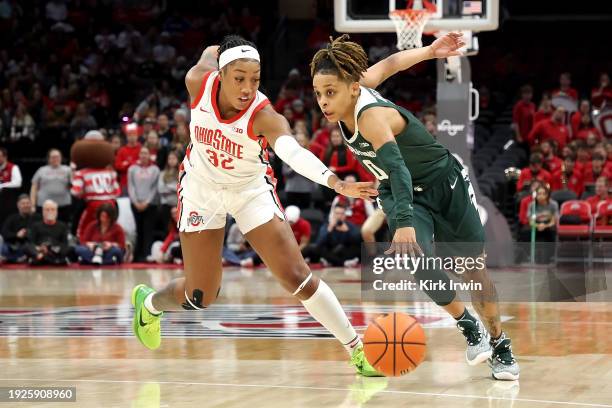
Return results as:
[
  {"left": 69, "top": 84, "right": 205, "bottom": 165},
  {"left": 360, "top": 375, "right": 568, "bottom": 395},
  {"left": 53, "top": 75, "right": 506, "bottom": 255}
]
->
[
  {"left": 114, "top": 123, "right": 141, "bottom": 190},
  {"left": 518, "top": 180, "right": 544, "bottom": 227},
  {"left": 528, "top": 106, "right": 570, "bottom": 150},
  {"left": 320, "top": 128, "right": 358, "bottom": 180},
  {"left": 575, "top": 113, "right": 602, "bottom": 143},
  {"left": 585, "top": 176, "right": 610, "bottom": 216},
  {"left": 74, "top": 203, "right": 125, "bottom": 265},
  {"left": 591, "top": 72, "right": 612, "bottom": 109},
  {"left": 512, "top": 85, "right": 535, "bottom": 141},
  {"left": 285, "top": 205, "right": 312, "bottom": 251},
  {"left": 550, "top": 154, "right": 583, "bottom": 198},
  {"left": 552, "top": 72, "right": 578, "bottom": 101},
  {"left": 582, "top": 154, "right": 612, "bottom": 186},
  {"left": 311, "top": 118, "right": 335, "bottom": 153},
  {"left": 574, "top": 144, "right": 591, "bottom": 173},
  {"left": 534, "top": 94, "right": 553, "bottom": 124},
  {"left": 540, "top": 140, "right": 563, "bottom": 174},
  {"left": 570, "top": 100, "right": 591, "bottom": 136},
  {"left": 517, "top": 153, "right": 552, "bottom": 192},
  {"left": 329, "top": 175, "right": 374, "bottom": 227}
]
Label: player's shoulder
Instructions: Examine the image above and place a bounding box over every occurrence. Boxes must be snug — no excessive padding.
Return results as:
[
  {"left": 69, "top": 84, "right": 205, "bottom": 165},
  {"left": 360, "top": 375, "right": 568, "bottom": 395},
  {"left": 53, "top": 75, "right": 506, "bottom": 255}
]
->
[{"left": 252, "top": 103, "right": 282, "bottom": 129}]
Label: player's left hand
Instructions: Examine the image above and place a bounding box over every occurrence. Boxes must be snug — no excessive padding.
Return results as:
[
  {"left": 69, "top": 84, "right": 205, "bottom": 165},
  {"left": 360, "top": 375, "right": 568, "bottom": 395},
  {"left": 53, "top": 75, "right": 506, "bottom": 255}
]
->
[
  {"left": 429, "top": 32, "right": 465, "bottom": 58},
  {"left": 334, "top": 180, "right": 379, "bottom": 200},
  {"left": 385, "top": 227, "right": 424, "bottom": 258}
]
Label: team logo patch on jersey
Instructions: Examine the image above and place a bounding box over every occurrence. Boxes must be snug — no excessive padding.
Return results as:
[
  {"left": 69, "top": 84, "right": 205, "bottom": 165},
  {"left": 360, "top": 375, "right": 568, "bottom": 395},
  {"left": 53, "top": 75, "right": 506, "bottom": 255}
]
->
[
  {"left": 359, "top": 142, "right": 370, "bottom": 148},
  {"left": 188, "top": 211, "right": 205, "bottom": 226},
  {"left": 0, "top": 304, "right": 512, "bottom": 339}
]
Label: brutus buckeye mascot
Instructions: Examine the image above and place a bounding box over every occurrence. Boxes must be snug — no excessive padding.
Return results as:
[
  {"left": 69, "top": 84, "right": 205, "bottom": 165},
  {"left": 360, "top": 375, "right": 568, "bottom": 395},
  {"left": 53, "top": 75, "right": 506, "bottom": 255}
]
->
[{"left": 70, "top": 131, "right": 121, "bottom": 240}]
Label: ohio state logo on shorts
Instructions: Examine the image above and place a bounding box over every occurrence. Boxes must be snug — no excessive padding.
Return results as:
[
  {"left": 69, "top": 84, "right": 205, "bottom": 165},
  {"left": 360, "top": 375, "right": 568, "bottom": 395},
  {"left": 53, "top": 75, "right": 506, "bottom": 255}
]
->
[{"left": 188, "top": 211, "right": 205, "bottom": 226}]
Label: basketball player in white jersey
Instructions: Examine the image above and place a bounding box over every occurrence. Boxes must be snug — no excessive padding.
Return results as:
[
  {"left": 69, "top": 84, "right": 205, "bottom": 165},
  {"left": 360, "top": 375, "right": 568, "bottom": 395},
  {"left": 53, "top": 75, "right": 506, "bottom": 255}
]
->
[{"left": 131, "top": 35, "right": 382, "bottom": 376}]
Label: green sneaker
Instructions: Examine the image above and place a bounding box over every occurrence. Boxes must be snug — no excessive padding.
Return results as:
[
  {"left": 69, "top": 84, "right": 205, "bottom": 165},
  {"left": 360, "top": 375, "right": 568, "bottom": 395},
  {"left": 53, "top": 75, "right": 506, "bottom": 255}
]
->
[
  {"left": 131, "top": 284, "right": 162, "bottom": 350},
  {"left": 350, "top": 345, "right": 385, "bottom": 377}
]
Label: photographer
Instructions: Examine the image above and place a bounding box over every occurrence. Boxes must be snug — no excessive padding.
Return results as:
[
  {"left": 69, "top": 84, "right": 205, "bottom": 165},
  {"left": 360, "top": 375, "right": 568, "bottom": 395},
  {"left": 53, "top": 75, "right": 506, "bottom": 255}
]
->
[
  {"left": 24, "top": 200, "right": 70, "bottom": 265},
  {"left": 304, "top": 204, "right": 361, "bottom": 267}
]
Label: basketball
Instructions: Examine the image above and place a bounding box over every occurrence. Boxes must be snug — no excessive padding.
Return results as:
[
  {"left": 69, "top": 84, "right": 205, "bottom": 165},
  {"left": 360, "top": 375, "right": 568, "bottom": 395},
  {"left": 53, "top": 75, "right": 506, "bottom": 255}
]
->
[{"left": 363, "top": 312, "right": 427, "bottom": 376}]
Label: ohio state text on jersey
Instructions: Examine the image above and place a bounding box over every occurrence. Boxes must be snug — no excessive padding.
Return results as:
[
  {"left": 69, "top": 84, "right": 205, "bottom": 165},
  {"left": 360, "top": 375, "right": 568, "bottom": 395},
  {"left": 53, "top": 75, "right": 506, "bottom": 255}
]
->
[{"left": 186, "top": 70, "right": 271, "bottom": 185}]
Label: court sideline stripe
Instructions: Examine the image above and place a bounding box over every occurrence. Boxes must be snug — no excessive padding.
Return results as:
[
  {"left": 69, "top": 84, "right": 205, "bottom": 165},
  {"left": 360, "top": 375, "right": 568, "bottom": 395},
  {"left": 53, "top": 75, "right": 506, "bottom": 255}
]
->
[{"left": 0, "top": 378, "right": 610, "bottom": 407}]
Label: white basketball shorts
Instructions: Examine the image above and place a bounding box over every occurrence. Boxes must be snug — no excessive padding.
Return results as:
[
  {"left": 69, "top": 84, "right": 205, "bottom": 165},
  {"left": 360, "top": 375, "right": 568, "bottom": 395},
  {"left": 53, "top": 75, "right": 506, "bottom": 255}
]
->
[{"left": 176, "top": 170, "right": 285, "bottom": 234}]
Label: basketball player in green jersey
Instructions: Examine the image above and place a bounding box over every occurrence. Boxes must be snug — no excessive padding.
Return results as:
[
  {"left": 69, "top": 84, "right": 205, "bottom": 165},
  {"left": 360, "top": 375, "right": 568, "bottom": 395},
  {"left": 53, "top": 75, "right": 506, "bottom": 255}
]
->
[{"left": 310, "top": 34, "right": 519, "bottom": 381}]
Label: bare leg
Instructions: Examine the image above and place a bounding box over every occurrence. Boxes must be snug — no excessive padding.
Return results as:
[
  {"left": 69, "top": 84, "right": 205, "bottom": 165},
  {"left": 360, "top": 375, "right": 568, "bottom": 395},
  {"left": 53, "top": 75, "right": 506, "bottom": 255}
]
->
[
  {"left": 152, "top": 228, "right": 225, "bottom": 311},
  {"left": 460, "top": 257, "right": 502, "bottom": 338}
]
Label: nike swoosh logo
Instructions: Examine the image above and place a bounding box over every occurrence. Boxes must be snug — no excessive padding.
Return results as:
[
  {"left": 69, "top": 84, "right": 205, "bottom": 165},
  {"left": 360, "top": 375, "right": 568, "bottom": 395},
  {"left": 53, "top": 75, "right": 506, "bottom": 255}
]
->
[
  {"left": 139, "top": 313, "right": 148, "bottom": 327},
  {"left": 322, "top": 169, "right": 329, "bottom": 175},
  {"left": 241, "top": 49, "right": 249, "bottom": 53},
  {"left": 200, "top": 107, "right": 210, "bottom": 113},
  {"left": 450, "top": 177, "right": 458, "bottom": 189}
]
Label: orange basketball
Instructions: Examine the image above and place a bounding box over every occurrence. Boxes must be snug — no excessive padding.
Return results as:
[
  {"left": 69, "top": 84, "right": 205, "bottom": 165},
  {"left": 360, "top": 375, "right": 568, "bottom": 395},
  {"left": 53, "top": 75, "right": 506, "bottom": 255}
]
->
[{"left": 363, "top": 312, "right": 427, "bottom": 377}]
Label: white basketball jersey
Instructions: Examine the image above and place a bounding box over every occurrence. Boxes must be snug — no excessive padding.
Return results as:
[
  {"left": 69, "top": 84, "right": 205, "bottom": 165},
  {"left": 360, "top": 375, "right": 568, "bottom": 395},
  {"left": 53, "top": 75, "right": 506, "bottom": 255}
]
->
[{"left": 185, "top": 70, "right": 272, "bottom": 186}]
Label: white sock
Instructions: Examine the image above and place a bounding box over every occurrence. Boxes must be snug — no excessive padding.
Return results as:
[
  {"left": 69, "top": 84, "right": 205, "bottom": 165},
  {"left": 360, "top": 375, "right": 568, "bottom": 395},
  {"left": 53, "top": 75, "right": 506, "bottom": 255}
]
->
[
  {"left": 300, "top": 279, "right": 362, "bottom": 355},
  {"left": 144, "top": 292, "right": 162, "bottom": 315}
]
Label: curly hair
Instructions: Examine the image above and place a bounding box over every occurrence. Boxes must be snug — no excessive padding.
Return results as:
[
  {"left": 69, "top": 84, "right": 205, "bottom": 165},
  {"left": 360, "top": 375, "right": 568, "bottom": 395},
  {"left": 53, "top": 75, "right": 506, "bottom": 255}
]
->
[{"left": 310, "top": 34, "right": 368, "bottom": 82}]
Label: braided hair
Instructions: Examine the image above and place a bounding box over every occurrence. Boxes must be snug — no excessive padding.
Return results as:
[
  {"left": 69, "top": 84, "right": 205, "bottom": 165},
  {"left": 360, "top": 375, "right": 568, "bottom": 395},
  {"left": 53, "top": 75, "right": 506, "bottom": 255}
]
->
[
  {"left": 217, "top": 35, "right": 258, "bottom": 67},
  {"left": 310, "top": 34, "right": 368, "bottom": 82}
]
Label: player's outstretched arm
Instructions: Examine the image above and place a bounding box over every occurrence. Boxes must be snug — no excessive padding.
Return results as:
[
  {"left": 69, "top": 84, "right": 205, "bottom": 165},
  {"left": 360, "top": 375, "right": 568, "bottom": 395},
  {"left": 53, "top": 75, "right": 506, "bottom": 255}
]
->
[
  {"left": 358, "top": 108, "right": 423, "bottom": 256},
  {"left": 185, "top": 45, "right": 220, "bottom": 98},
  {"left": 255, "top": 106, "right": 378, "bottom": 200},
  {"left": 360, "top": 32, "right": 465, "bottom": 89}
]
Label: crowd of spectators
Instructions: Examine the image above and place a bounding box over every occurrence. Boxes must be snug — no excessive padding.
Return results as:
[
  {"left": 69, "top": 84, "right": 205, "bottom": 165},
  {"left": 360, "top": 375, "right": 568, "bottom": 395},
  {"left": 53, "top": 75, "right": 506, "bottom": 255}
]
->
[{"left": 513, "top": 72, "right": 612, "bottom": 245}]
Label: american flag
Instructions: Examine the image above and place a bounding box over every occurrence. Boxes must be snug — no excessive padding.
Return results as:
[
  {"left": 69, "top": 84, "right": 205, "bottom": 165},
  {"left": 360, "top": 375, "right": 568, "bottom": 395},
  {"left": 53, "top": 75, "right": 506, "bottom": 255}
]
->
[{"left": 462, "top": 0, "right": 482, "bottom": 15}]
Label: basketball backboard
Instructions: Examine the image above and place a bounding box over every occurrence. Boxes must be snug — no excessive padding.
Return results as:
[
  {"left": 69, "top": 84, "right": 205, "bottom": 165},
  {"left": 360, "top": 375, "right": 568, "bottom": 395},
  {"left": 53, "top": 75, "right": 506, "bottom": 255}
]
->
[{"left": 334, "top": 0, "right": 499, "bottom": 33}]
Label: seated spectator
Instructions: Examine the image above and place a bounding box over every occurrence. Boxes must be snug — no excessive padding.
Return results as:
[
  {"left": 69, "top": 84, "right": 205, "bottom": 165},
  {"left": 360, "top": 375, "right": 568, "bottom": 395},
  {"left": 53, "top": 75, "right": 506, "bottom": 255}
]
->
[
  {"left": 1, "top": 194, "right": 41, "bottom": 263},
  {"left": 148, "top": 207, "right": 182, "bottom": 264},
  {"left": 310, "top": 117, "right": 335, "bottom": 155},
  {"left": 581, "top": 154, "right": 612, "bottom": 186},
  {"left": 575, "top": 113, "right": 602, "bottom": 143},
  {"left": 540, "top": 140, "right": 563, "bottom": 174},
  {"left": 222, "top": 223, "right": 258, "bottom": 267},
  {"left": 525, "top": 186, "right": 558, "bottom": 263},
  {"left": 591, "top": 72, "right": 612, "bottom": 109},
  {"left": 24, "top": 200, "right": 70, "bottom": 265},
  {"left": 75, "top": 203, "right": 126, "bottom": 265},
  {"left": 303, "top": 204, "right": 361, "bottom": 267},
  {"left": 361, "top": 207, "right": 387, "bottom": 244},
  {"left": 550, "top": 154, "right": 583, "bottom": 198},
  {"left": 10, "top": 102, "right": 36, "bottom": 141},
  {"left": 329, "top": 175, "right": 374, "bottom": 226},
  {"left": 114, "top": 123, "right": 141, "bottom": 190},
  {"left": 321, "top": 128, "right": 358, "bottom": 180},
  {"left": 69, "top": 103, "right": 97, "bottom": 139},
  {"left": 158, "top": 150, "right": 180, "bottom": 234},
  {"left": 517, "top": 153, "right": 552, "bottom": 192},
  {"left": 282, "top": 133, "right": 317, "bottom": 208},
  {"left": 586, "top": 177, "right": 610, "bottom": 216},
  {"left": 128, "top": 147, "right": 160, "bottom": 262},
  {"left": 512, "top": 85, "right": 535, "bottom": 142},
  {"left": 527, "top": 106, "right": 570, "bottom": 150},
  {"left": 30, "top": 148, "right": 72, "bottom": 224},
  {"left": 0, "top": 147, "right": 23, "bottom": 222},
  {"left": 574, "top": 144, "right": 591, "bottom": 173},
  {"left": 552, "top": 72, "right": 578, "bottom": 102},
  {"left": 156, "top": 113, "right": 173, "bottom": 147},
  {"left": 570, "top": 100, "right": 591, "bottom": 136},
  {"left": 518, "top": 181, "right": 544, "bottom": 230},
  {"left": 285, "top": 205, "right": 311, "bottom": 251},
  {"left": 533, "top": 94, "right": 553, "bottom": 124}
]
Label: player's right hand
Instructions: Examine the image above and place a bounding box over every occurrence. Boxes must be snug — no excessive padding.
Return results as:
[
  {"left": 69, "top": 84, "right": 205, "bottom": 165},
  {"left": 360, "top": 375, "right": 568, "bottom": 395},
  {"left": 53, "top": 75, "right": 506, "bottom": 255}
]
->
[
  {"left": 334, "top": 180, "right": 379, "bottom": 200},
  {"left": 385, "top": 227, "right": 424, "bottom": 258}
]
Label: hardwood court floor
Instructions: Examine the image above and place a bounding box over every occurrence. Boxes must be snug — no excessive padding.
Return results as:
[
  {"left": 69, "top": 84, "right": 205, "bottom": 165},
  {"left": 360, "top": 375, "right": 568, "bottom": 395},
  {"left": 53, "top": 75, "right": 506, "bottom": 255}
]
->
[{"left": 0, "top": 266, "right": 611, "bottom": 407}]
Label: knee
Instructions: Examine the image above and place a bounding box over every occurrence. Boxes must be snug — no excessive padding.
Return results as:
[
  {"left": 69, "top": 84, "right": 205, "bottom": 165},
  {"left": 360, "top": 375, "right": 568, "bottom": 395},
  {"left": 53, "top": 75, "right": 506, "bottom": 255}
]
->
[{"left": 280, "top": 263, "right": 312, "bottom": 295}]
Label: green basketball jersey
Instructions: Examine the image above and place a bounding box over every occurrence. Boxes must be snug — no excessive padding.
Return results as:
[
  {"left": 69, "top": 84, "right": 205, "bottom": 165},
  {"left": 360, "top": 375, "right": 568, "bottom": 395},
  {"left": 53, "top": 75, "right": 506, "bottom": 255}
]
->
[{"left": 338, "top": 86, "right": 453, "bottom": 191}]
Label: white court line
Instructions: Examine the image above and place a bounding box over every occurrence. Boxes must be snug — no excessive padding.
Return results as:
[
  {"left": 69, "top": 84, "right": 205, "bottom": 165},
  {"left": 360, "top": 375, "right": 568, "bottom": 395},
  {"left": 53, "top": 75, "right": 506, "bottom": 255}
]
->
[{"left": 0, "top": 378, "right": 610, "bottom": 407}]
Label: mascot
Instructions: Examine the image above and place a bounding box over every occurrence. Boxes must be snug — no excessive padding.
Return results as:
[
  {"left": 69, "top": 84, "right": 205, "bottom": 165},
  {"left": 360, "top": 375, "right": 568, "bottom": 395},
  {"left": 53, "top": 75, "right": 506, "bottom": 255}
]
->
[{"left": 70, "top": 131, "right": 121, "bottom": 240}]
